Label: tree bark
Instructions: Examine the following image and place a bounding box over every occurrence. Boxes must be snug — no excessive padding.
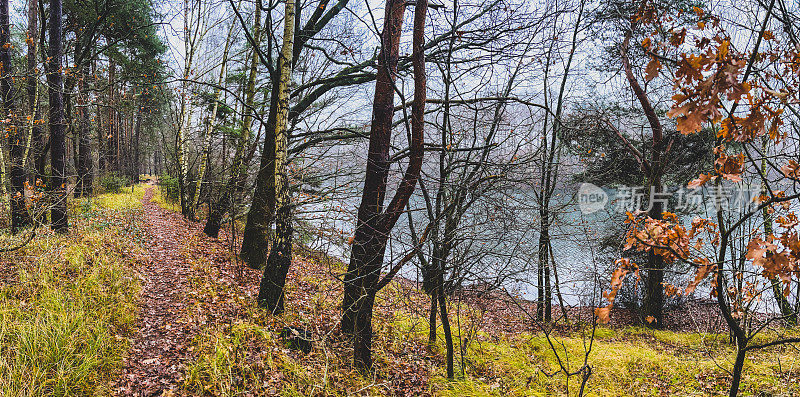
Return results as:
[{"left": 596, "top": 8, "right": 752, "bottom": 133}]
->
[
  {"left": 257, "top": 0, "right": 296, "bottom": 314},
  {"left": 76, "top": 64, "right": 92, "bottom": 197},
  {"left": 643, "top": 189, "right": 665, "bottom": 326},
  {"left": 48, "top": 0, "right": 67, "bottom": 233},
  {"left": 133, "top": 103, "right": 141, "bottom": 182},
  {"left": 729, "top": 344, "right": 747, "bottom": 397},
  {"left": 240, "top": 0, "right": 281, "bottom": 269},
  {"left": 537, "top": 221, "right": 551, "bottom": 322},
  {"left": 620, "top": 15, "right": 667, "bottom": 328},
  {"left": 343, "top": 0, "right": 427, "bottom": 372},
  {"left": 2, "top": 0, "right": 32, "bottom": 232},
  {"left": 437, "top": 274, "right": 454, "bottom": 378},
  {"left": 341, "top": 0, "right": 407, "bottom": 337},
  {"left": 192, "top": 25, "right": 233, "bottom": 220},
  {"left": 26, "top": 0, "right": 45, "bottom": 182},
  {"left": 177, "top": 0, "right": 197, "bottom": 218},
  {"left": 106, "top": 59, "right": 117, "bottom": 174},
  {"left": 428, "top": 288, "right": 437, "bottom": 349}
]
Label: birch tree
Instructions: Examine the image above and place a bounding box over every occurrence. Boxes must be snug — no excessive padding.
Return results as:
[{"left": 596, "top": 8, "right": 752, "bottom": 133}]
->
[
  {"left": 191, "top": 23, "right": 235, "bottom": 218},
  {"left": 205, "top": 0, "right": 263, "bottom": 238},
  {"left": 257, "top": 0, "right": 295, "bottom": 313}
]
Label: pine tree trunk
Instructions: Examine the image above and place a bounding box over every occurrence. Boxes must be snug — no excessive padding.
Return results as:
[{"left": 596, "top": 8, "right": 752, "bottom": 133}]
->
[
  {"left": 64, "top": 74, "right": 77, "bottom": 182},
  {"left": 95, "top": 59, "right": 105, "bottom": 173},
  {"left": 48, "top": 0, "right": 67, "bottom": 233},
  {"left": 621, "top": 28, "right": 666, "bottom": 329},
  {"left": 106, "top": 60, "right": 116, "bottom": 174},
  {"left": 76, "top": 64, "right": 92, "bottom": 197},
  {"left": 132, "top": 104, "right": 141, "bottom": 183}
]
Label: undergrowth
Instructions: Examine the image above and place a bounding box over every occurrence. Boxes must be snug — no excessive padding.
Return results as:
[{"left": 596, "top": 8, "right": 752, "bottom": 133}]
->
[
  {"left": 152, "top": 184, "right": 181, "bottom": 213},
  {"left": 82, "top": 185, "right": 797, "bottom": 396},
  {"left": 182, "top": 251, "right": 800, "bottom": 396},
  {"left": 0, "top": 188, "right": 146, "bottom": 396}
]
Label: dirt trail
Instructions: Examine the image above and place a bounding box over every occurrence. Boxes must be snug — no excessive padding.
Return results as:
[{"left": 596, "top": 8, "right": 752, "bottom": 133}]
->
[{"left": 113, "top": 186, "right": 258, "bottom": 396}]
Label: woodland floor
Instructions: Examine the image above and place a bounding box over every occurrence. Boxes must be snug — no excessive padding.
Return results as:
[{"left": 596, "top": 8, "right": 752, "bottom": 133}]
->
[
  {"left": 2, "top": 184, "right": 798, "bottom": 396},
  {"left": 80, "top": 184, "right": 797, "bottom": 396},
  {"left": 113, "top": 186, "right": 261, "bottom": 396}
]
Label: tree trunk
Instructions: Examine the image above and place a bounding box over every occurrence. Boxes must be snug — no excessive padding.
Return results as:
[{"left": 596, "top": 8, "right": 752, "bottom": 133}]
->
[
  {"left": 437, "top": 275, "right": 454, "bottom": 379},
  {"left": 177, "top": 97, "right": 190, "bottom": 217},
  {"left": 107, "top": 60, "right": 116, "bottom": 174},
  {"left": 76, "top": 64, "right": 92, "bottom": 197},
  {"left": 550, "top": 241, "right": 568, "bottom": 321},
  {"left": 133, "top": 104, "right": 141, "bottom": 183},
  {"left": 64, "top": 73, "right": 77, "bottom": 182},
  {"left": 621, "top": 22, "right": 667, "bottom": 329},
  {"left": 643, "top": 184, "right": 665, "bottom": 327},
  {"left": 537, "top": 220, "right": 551, "bottom": 322},
  {"left": 2, "top": 0, "right": 32, "bottom": 232},
  {"left": 343, "top": 0, "right": 426, "bottom": 372},
  {"left": 26, "top": 0, "right": 44, "bottom": 182},
  {"left": 428, "top": 288, "right": 437, "bottom": 349},
  {"left": 258, "top": 202, "right": 294, "bottom": 312},
  {"left": 48, "top": 0, "right": 67, "bottom": 233},
  {"left": 239, "top": 88, "right": 277, "bottom": 266},
  {"left": 240, "top": 0, "right": 281, "bottom": 269},
  {"left": 177, "top": 0, "right": 196, "bottom": 218},
  {"left": 0, "top": 142, "right": 7, "bottom": 201},
  {"left": 729, "top": 340, "right": 747, "bottom": 396},
  {"left": 95, "top": 59, "right": 105, "bottom": 174},
  {"left": 257, "top": 0, "right": 296, "bottom": 314},
  {"left": 340, "top": 0, "right": 407, "bottom": 337},
  {"left": 192, "top": 26, "right": 233, "bottom": 221},
  {"left": 204, "top": 198, "right": 227, "bottom": 237}
]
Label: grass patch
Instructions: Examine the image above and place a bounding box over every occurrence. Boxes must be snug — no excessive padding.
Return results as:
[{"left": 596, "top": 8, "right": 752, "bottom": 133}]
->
[
  {"left": 184, "top": 256, "right": 800, "bottom": 397},
  {"left": 151, "top": 185, "right": 181, "bottom": 212},
  {"left": 429, "top": 325, "right": 800, "bottom": 396},
  {"left": 87, "top": 184, "right": 145, "bottom": 211},
  {"left": 0, "top": 190, "right": 146, "bottom": 396}
]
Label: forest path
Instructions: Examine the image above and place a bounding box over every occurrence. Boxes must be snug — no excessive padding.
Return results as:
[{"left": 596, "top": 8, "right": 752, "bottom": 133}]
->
[{"left": 114, "top": 186, "right": 259, "bottom": 396}]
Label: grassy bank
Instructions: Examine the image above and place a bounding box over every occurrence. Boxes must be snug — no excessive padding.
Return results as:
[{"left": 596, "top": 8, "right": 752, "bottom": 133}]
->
[
  {"left": 0, "top": 187, "right": 146, "bottom": 395},
  {"left": 151, "top": 184, "right": 181, "bottom": 213},
  {"left": 182, "top": 253, "right": 800, "bottom": 396}
]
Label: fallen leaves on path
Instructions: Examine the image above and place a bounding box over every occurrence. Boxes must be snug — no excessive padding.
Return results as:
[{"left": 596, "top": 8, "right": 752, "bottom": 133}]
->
[{"left": 113, "top": 187, "right": 260, "bottom": 396}]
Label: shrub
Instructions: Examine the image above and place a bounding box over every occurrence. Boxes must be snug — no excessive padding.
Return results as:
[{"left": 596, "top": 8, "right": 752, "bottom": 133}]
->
[
  {"left": 158, "top": 174, "right": 180, "bottom": 204},
  {"left": 99, "top": 173, "right": 130, "bottom": 194}
]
